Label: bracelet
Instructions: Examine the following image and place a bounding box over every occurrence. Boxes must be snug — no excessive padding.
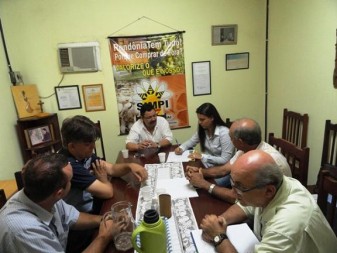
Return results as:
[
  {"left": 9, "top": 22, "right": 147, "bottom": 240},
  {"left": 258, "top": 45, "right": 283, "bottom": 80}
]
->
[{"left": 208, "top": 184, "right": 216, "bottom": 194}]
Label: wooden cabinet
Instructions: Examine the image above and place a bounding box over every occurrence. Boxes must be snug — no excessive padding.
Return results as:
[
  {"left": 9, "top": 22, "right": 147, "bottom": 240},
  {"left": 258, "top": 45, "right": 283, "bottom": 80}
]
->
[{"left": 16, "top": 113, "right": 62, "bottom": 163}]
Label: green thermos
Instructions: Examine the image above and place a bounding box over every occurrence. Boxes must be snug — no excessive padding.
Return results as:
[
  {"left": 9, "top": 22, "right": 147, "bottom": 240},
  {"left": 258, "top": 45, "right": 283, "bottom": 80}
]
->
[{"left": 131, "top": 209, "right": 167, "bottom": 253}]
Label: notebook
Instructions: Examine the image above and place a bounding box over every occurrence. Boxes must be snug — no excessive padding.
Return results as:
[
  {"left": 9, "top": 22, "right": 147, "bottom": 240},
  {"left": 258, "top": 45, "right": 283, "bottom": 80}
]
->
[{"left": 190, "top": 223, "right": 259, "bottom": 253}]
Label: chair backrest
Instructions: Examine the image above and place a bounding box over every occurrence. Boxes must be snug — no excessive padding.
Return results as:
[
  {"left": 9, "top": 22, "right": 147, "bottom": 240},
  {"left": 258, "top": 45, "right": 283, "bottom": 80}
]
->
[
  {"left": 314, "top": 120, "right": 337, "bottom": 193},
  {"left": 282, "top": 108, "right": 309, "bottom": 148},
  {"left": 268, "top": 133, "right": 310, "bottom": 187},
  {"left": 317, "top": 165, "right": 337, "bottom": 235},
  {"left": 0, "top": 189, "right": 7, "bottom": 209},
  {"left": 224, "top": 118, "right": 233, "bottom": 128},
  {"left": 94, "top": 120, "right": 106, "bottom": 161},
  {"left": 14, "top": 171, "right": 24, "bottom": 191},
  {"left": 321, "top": 120, "right": 337, "bottom": 167}
]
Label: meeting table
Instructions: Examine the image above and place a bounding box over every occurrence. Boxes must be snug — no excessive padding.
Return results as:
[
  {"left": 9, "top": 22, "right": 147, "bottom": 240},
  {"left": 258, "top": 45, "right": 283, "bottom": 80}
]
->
[{"left": 99, "top": 145, "right": 231, "bottom": 253}]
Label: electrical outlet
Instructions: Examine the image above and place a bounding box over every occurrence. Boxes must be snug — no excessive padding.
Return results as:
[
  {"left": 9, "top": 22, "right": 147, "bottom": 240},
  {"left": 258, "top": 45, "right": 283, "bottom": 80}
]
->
[{"left": 9, "top": 71, "right": 23, "bottom": 85}]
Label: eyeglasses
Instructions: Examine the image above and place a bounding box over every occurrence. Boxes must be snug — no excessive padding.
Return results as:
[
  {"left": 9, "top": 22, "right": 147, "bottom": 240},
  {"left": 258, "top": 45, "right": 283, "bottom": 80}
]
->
[{"left": 229, "top": 176, "right": 266, "bottom": 195}]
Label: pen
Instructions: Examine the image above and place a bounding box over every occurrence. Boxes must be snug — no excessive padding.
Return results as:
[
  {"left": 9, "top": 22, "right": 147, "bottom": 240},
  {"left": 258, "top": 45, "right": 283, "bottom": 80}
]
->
[{"left": 190, "top": 231, "right": 199, "bottom": 253}]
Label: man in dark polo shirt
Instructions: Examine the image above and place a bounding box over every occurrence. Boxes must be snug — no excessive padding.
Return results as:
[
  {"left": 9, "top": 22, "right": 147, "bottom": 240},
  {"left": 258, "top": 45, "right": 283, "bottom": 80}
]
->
[{"left": 59, "top": 115, "right": 147, "bottom": 214}]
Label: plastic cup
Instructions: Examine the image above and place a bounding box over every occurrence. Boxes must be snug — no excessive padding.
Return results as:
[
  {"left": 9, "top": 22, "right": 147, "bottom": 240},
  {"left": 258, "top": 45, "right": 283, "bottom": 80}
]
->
[
  {"left": 140, "top": 186, "right": 152, "bottom": 201},
  {"left": 158, "top": 152, "right": 166, "bottom": 163},
  {"left": 122, "top": 149, "right": 129, "bottom": 158},
  {"left": 156, "top": 188, "right": 166, "bottom": 197}
]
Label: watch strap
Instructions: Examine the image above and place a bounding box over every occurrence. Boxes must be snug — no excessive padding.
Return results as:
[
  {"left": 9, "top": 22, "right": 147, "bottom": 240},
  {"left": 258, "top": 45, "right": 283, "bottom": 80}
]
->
[{"left": 213, "top": 233, "right": 228, "bottom": 247}]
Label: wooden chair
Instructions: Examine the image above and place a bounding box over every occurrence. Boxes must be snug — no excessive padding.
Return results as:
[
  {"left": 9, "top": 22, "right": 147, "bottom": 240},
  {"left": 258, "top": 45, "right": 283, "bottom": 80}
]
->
[
  {"left": 0, "top": 189, "right": 7, "bottom": 209},
  {"left": 14, "top": 171, "right": 24, "bottom": 191},
  {"left": 317, "top": 165, "right": 337, "bottom": 235},
  {"left": 282, "top": 108, "right": 309, "bottom": 148},
  {"left": 268, "top": 133, "right": 310, "bottom": 187},
  {"left": 313, "top": 120, "right": 337, "bottom": 193},
  {"left": 94, "top": 120, "right": 106, "bottom": 160},
  {"left": 321, "top": 120, "right": 337, "bottom": 167},
  {"left": 225, "top": 118, "right": 233, "bottom": 128}
]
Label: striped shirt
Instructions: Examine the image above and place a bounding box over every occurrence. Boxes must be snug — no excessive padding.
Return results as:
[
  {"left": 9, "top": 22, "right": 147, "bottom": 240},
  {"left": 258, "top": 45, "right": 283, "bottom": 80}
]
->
[{"left": 0, "top": 190, "right": 79, "bottom": 253}]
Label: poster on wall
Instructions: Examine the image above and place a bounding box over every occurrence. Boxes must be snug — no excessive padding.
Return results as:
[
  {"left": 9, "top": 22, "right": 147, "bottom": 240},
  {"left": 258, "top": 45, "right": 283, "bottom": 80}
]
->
[{"left": 108, "top": 32, "right": 189, "bottom": 135}]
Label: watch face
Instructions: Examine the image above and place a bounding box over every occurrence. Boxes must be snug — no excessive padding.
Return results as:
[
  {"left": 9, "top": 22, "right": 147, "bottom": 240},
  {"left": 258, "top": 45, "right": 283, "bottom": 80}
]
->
[{"left": 214, "top": 235, "right": 220, "bottom": 243}]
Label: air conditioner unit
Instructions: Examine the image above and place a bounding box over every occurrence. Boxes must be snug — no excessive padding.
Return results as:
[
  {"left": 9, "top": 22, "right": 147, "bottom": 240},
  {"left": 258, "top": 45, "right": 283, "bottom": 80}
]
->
[{"left": 57, "top": 42, "right": 101, "bottom": 73}]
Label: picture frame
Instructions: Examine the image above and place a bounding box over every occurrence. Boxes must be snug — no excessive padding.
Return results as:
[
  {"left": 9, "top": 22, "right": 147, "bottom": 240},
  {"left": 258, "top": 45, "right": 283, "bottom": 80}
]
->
[
  {"left": 226, "top": 52, "right": 250, "bottom": 71},
  {"left": 55, "top": 85, "right": 82, "bottom": 110},
  {"left": 10, "top": 84, "right": 42, "bottom": 118},
  {"left": 26, "top": 125, "right": 52, "bottom": 147},
  {"left": 212, "top": 24, "right": 238, "bottom": 45},
  {"left": 192, "top": 61, "right": 211, "bottom": 96},
  {"left": 82, "top": 84, "right": 106, "bottom": 112}
]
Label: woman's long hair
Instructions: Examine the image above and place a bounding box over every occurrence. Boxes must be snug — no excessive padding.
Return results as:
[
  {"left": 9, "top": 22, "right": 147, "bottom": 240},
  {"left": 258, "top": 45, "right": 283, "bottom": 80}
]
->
[{"left": 196, "top": 103, "right": 226, "bottom": 151}]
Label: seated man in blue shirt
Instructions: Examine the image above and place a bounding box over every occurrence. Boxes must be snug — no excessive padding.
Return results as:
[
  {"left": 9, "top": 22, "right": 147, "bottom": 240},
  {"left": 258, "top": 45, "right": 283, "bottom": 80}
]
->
[
  {"left": 0, "top": 154, "right": 123, "bottom": 253},
  {"left": 58, "top": 115, "right": 148, "bottom": 214}
]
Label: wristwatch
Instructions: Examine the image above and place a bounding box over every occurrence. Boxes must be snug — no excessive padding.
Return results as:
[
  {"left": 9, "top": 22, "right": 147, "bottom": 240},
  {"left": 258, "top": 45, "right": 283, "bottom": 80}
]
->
[
  {"left": 213, "top": 233, "right": 228, "bottom": 247},
  {"left": 208, "top": 184, "right": 216, "bottom": 194}
]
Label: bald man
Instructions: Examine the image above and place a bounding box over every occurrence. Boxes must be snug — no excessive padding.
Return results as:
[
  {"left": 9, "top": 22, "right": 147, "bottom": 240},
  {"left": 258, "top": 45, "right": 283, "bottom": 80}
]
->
[
  {"left": 200, "top": 150, "right": 337, "bottom": 253},
  {"left": 186, "top": 118, "right": 291, "bottom": 203}
]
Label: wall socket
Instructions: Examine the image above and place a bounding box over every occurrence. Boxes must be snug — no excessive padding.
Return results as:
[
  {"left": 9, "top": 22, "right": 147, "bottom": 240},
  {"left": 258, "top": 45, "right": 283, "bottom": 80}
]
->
[{"left": 9, "top": 71, "right": 23, "bottom": 85}]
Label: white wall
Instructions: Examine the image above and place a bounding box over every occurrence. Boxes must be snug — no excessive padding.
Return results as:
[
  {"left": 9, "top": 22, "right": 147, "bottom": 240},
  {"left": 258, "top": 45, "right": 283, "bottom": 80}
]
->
[{"left": 268, "top": 0, "right": 337, "bottom": 184}]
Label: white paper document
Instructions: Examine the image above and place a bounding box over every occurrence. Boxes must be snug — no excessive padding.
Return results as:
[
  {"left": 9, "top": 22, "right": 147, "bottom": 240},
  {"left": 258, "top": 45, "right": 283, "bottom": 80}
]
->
[
  {"left": 166, "top": 151, "right": 191, "bottom": 162},
  {"left": 156, "top": 178, "right": 199, "bottom": 199},
  {"left": 191, "top": 223, "right": 259, "bottom": 253}
]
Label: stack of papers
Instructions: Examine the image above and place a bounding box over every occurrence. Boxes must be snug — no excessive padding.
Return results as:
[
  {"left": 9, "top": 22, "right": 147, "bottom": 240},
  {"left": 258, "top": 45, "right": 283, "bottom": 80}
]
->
[{"left": 166, "top": 151, "right": 192, "bottom": 162}]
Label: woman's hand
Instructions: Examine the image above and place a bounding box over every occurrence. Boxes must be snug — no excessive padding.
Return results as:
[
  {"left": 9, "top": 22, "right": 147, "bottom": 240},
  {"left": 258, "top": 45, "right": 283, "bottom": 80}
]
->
[
  {"left": 174, "top": 147, "right": 184, "bottom": 155},
  {"left": 188, "top": 150, "right": 202, "bottom": 160}
]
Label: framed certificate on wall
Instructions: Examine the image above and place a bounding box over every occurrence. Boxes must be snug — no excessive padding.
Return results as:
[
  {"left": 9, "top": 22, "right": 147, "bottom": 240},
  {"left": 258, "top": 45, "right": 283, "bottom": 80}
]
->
[{"left": 82, "top": 84, "right": 106, "bottom": 112}]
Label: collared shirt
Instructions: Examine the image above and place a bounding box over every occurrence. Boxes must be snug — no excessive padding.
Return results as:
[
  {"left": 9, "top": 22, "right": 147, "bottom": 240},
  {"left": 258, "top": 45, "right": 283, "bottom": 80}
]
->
[
  {"left": 238, "top": 176, "right": 337, "bottom": 253},
  {"left": 125, "top": 116, "right": 173, "bottom": 144},
  {"left": 230, "top": 141, "right": 292, "bottom": 177},
  {"left": 58, "top": 148, "right": 98, "bottom": 213},
  {"left": 0, "top": 190, "right": 79, "bottom": 253},
  {"left": 179, "top": 125, "right": 234, "bottom": 168}
]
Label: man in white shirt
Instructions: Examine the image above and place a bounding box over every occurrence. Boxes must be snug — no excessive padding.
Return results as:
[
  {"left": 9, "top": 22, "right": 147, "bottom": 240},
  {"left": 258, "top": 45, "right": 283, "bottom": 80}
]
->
[{"left": 126, "top": 103, "right": 173, "bottom": 151}]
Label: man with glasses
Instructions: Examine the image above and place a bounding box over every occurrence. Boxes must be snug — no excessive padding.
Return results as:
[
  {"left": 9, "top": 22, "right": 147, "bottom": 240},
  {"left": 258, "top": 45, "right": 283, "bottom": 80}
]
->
[
  {"left": 186, "top": 118, "right": 291, "bottom": 203},
  {"left": 200, "top": 150, "right": 337, "bottom": 253},
  {"left": 0, "top": 154, "right": 124, "bottom": 253},
  {"left": 126, "top": 103, "right": 173, "bottom": 151}
]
